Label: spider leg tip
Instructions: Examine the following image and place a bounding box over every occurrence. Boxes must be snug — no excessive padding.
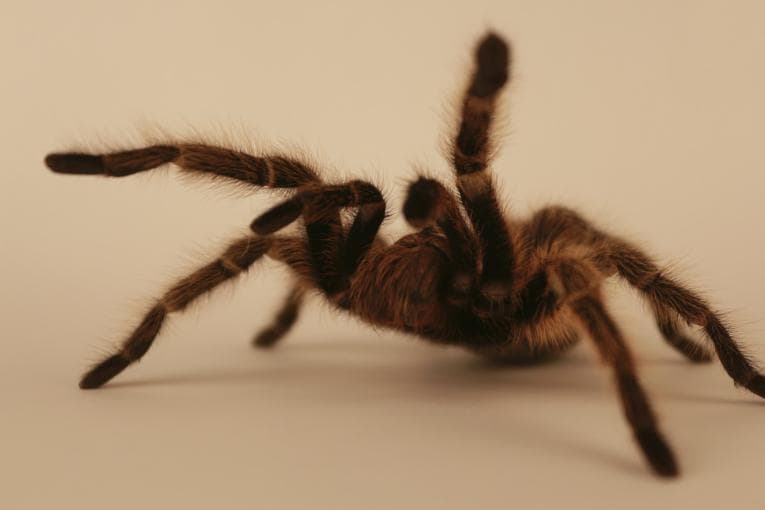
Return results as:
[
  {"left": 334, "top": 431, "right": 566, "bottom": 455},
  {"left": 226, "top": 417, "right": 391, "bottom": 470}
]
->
[
  {"left": 403, "top": 178, "right": 438, "bottom": 226},
  {"left": 471, "top": 32, "right": 511, "bottom": 97},
  {"left": 252, "top": 332, "right": 280, "bottom": 349},
  {"left": 79, "top": 354, "right": 130, "bottom": 389},
  {"left": 45, "top": 152, "right": 104, "bottom": 175},
  {"left": 636, "top": 429, "right": 680, "bottom": 478},
  {"left": 479, "top": 31, "right": 509, "bottom": 51},
  {"left": 745, "top": 374, "right": 765, "bottom": 399}
]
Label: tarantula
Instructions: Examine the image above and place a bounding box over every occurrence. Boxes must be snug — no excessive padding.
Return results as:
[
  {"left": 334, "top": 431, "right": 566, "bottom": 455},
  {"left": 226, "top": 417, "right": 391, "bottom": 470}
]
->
[{"left": 45, "top": 32, "right": 764, "bottom": 478}]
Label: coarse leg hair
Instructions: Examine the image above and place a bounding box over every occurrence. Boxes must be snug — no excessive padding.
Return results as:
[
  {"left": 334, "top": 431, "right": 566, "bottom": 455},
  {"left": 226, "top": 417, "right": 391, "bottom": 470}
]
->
[
  {"left": 505, "top": 247, "right": 680, "bottom": 476},
  {"left": 77, "top": 234, "right": 271, "bottom": 389},
  {"left": 524, "top": 205, "right": 765, "bottom": 396},
  {"left": 508, "top": 203, "right": 765, "bottom": 476},
  {"left": 46, "top": 144, "right": 386, "bottom": 388},
  {"left": 398, "top": 34, "right": 516, "bottom": 313},
  {"left": 606, "top": 236, "right": 765, "bottom": 397},
  {"left": 523, "top": 206, "right": 713, "bottom": 363},
  {"left": 571, "top": 294, "right": 679, "bottom": 477},
  {"left": 400, "top": 33, "right": 520, "bottom": 316},
  {"left": 443, "top": 33, "right": 707, "bottom": 368},
  {"left": 450, "top": 33, "right": 517, "bottom": 316}
]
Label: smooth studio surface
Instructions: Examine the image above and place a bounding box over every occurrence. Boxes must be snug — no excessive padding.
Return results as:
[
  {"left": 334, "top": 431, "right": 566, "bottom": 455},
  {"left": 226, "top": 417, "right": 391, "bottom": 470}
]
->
[{"left": 2, "top": 1, "right": 764, "bottom": 508}]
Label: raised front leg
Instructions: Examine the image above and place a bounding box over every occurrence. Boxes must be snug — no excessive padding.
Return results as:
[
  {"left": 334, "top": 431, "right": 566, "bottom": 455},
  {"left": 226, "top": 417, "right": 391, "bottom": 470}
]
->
[{"left": 451, "top": 33, "right": 516, "bottom": 316}]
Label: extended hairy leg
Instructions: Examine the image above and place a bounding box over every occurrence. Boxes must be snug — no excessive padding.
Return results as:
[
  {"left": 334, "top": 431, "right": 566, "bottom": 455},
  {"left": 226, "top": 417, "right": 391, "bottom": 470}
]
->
[
  {"left": 46, "top": 143, "right": 320, "bottom": 188},
  {"left": 572, "top": 295, "right": 678, "bottom": 477},
  {"left": 525, "top": 205, "right": 714, "bottom": 363},
  {"left": 450, "top": 33, "right": 516, "bottom": 314},
  {"left": 607, "top": 238, "right": 764, "bottom": 397},
  {"left": 80, "top": 235, "right": 270, "bottom": 389}
]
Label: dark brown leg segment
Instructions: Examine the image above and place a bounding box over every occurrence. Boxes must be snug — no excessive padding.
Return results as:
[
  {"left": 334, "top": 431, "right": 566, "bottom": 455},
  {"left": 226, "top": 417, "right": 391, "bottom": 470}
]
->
[
  {"left": 339, "top": 183, "right": 387, "bottom": 278},
  {"left": 79, "top": 236, "right": 270, "bottom": 389},
  {"left": 251, "top": 180, "right": 385, "bottom": 297},
  {"left": 253, "top": 285, "right": 305, "bottom": 348},
  {"left": 46, "top": 143, "right": 320, "bottom": 188},
  {"left": 572, "top": 295, "right": 679, "bottom": 478},
  {"left": 451, "top": 33, "right": 515, "bottom": 314}
]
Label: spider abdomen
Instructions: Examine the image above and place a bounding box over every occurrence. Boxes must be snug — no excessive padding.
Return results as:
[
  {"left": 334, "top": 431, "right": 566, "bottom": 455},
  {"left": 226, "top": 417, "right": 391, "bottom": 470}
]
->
[{"left": 346, "top": 230, "right": 455, "bottom": 334}]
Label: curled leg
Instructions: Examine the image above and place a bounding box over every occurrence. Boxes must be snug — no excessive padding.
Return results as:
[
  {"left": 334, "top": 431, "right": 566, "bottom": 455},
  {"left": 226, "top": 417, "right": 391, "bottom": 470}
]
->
[
  {"left": 251, "top": 180, "right": 385, "bottom": 297},
  {"left": 80, "top": 235, "right": 270, "bottom": 389},
  {"left": 572, "top": 295, "right": 679, "bottom": 478},
  {"left": 253, "top": 285, "right": 305, "bottom": 348}
]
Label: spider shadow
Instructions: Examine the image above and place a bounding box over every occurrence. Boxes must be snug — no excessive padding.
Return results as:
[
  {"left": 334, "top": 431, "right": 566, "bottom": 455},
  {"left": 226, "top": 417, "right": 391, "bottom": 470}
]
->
[
  {"left": 105, "top": 338, "right": 764, "bottom": 411},
  {"left": 103, "top": 338, "right": 673, "bottom": 477},
  {"left": 106, "top": 338, "right": 602, "bottom": 396}
]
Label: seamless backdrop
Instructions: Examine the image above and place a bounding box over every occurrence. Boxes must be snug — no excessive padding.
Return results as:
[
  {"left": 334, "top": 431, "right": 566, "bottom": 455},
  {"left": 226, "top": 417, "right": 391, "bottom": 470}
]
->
[{"left": 1, "top": 1, "right": 764, "bottom": 509}]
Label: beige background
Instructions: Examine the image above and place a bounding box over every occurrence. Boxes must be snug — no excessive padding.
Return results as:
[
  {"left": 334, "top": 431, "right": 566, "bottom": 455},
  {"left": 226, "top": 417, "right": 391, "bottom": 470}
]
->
[{"left": 2, "top": 0, "right": 764, "bottom": 508}]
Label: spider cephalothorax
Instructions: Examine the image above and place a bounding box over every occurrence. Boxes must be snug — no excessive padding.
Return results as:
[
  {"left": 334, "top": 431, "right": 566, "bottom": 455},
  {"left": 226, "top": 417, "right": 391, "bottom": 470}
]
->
[{"left": 45, "top": 32, "right": 764, "bottom": 478}]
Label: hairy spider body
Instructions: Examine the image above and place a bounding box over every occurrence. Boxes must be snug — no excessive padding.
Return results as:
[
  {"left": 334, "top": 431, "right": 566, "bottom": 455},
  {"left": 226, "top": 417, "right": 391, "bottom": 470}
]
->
[
  {"left": 344, "top": 226, "right": 582, "bottom": 358},
  {"left": 46, "top": 32, "right": 764, "bottom": 479}
]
